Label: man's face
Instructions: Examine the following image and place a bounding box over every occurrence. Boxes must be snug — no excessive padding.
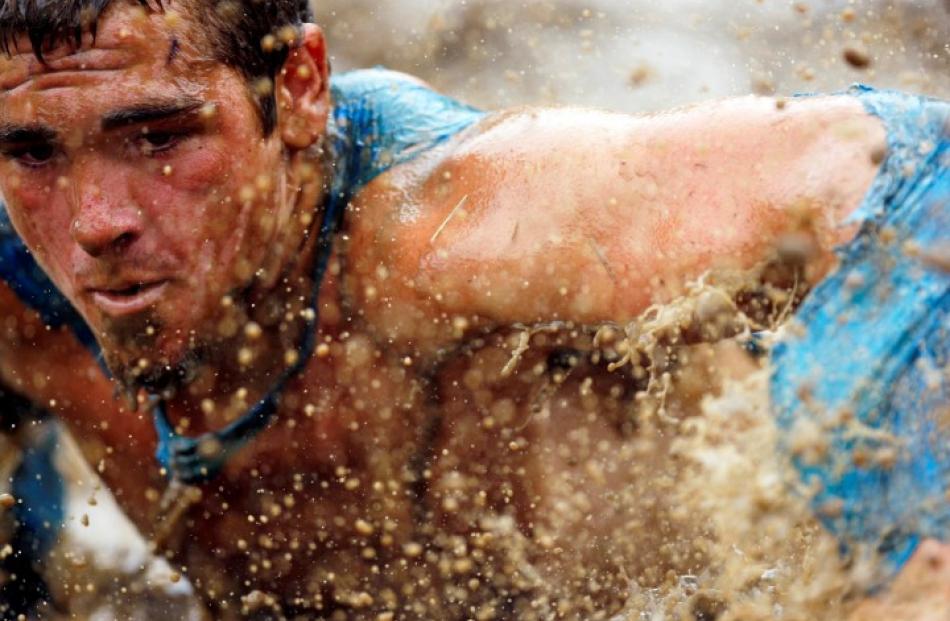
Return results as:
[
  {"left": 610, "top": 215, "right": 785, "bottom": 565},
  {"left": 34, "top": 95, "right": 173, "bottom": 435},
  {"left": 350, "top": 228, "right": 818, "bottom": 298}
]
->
[{"left": 0, "top": 5, "right": 301, "bottom": 386}]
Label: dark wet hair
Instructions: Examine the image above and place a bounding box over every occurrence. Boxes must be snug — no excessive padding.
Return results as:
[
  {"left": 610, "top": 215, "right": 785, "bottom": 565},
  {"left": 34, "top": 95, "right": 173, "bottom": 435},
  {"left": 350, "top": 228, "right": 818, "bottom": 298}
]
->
[{"left": 0, "top": 0, "right": 314, "bottom": 134}]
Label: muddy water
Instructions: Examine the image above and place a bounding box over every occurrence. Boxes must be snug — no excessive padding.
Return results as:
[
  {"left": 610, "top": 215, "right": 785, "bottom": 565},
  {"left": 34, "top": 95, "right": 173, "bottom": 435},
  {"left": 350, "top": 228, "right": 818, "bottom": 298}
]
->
[
  {"left": 3, "top": 1, "right": 947, "bottom": 619},
  {"left": 309, "top": 4, "right": 948, "bottom": 618}
]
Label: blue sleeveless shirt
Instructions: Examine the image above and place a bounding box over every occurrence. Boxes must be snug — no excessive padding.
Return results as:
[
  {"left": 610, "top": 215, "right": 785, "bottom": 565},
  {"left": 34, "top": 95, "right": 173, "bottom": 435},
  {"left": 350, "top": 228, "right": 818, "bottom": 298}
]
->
[{"left": 772, "top": 86, "right": 949, "bottom": 576}]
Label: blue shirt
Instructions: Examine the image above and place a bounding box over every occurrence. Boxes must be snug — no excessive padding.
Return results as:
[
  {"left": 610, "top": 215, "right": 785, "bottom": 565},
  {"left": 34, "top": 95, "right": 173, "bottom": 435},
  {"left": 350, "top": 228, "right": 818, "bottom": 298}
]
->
[{"left": 772, "top": 86, "right": 949, "bottom": 575}]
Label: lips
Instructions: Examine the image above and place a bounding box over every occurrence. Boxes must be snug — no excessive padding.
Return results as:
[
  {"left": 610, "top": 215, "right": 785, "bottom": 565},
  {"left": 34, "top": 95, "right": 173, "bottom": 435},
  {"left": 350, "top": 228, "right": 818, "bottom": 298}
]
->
[{"left": 87, "top": 280, "right": 170, "bottom": 317}]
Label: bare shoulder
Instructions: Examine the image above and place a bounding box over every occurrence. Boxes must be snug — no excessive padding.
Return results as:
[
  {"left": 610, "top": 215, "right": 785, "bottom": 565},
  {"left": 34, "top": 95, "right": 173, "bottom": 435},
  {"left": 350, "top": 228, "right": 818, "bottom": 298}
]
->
[
  {"left": 344, "top": 97, "right": 885, "bottom": 355},
  {"left": 344, "top": 108, "right": 633, "bottom": 349}
]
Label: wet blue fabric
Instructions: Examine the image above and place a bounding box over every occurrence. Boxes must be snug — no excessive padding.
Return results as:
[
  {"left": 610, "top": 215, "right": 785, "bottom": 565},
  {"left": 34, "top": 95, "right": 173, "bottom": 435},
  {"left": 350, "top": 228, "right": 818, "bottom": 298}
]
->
[
  {"left": 771, "top": 86, "right": 949, "bottom": 576},
  {"left": 11, "top": 421, "right": 65, "bottom": 560},
  {"left": 0, "top": 68, "right": 485, "bottom": 355},
  {"left": 326, "top": 68, "right": 485, "bottom": 210},
  {"left": 0, "top": 393, "right": 61, "bottom": 615},
  {"left": 4, "top": 426, "right": 60, "bottom": 617}
]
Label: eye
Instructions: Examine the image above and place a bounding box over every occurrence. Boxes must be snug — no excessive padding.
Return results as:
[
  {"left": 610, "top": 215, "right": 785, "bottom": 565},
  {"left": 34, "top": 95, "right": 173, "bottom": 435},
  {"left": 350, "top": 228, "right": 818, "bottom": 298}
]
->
[
  {"left": 136, "top": 130, "right": 186, "bottom": 156},
  {"left": 6, "top": 143, "right": 56, "bottom": 168}
]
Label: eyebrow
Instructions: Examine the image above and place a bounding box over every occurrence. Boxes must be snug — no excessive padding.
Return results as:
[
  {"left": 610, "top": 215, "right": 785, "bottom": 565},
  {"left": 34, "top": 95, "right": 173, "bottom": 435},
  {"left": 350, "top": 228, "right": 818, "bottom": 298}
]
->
[
  {"left": 101, "top": 98, "right": 205, "bottom": 131},
  {"left": 0, "top": 99, "right": 206, "bottom": 146},
  {"left": 0, "top": 123, "right": 57, "bottom": 145}
]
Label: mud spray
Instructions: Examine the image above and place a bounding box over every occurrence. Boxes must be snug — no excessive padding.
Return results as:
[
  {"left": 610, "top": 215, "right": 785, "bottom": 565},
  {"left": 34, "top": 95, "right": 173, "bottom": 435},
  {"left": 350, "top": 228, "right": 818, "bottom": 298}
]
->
[{"left": 1, "top": 1, "right": 947, "bottom": 620}]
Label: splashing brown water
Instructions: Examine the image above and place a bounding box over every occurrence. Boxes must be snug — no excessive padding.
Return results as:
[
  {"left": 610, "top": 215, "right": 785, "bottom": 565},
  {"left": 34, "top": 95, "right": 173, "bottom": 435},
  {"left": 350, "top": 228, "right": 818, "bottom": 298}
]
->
[{"left": 3, "top": 1, "right": 948, "bottom": 619}]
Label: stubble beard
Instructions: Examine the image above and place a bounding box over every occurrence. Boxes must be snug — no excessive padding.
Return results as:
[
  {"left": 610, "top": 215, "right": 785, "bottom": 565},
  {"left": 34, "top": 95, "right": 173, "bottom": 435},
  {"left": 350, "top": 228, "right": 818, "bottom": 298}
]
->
[
  {"left": 100, "top": 279, "right": 265, "bottom": 400},
  {"left": 101, "top": 307, "right": 208, "bottom": 400}
]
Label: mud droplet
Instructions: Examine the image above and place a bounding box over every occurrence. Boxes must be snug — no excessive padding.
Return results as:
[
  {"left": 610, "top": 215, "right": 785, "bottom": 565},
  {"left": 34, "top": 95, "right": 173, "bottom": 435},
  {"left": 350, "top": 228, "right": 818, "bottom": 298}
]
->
[
  {"left": 843, "top": 46, "right": 871, "bottom": 69},
  {"left": 403, "top": 542, "right": 423, "bottom": 558},
  {"left": 238, "top": 347, "right": 254, "bottom": 366},
  {"left": 244, "top": 322, "right": 263, "bottom": 340},
  {"left": 776, "top": 232, "right": 819, "bottom": 268},
  {"left": 199, "top": 102, "right": 218, "bottom": 120},
  {"left": 919, "top": 244, "right": 950, "bottom": 273},
  {"left": 870, "top": 144, "right": 888, "bottom": 165},
  {"left": 198, "top": 436, "right": 224, "bottom": 460},
  {"left": 629, "top": 63, "right": 652, "bottom": 88}
]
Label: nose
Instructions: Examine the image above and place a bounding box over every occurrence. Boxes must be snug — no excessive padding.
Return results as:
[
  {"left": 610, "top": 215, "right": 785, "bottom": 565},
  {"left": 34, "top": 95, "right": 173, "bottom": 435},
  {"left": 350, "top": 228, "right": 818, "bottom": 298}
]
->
[{"left": 69, "top": 169, "right": 144, "bottom": 258}]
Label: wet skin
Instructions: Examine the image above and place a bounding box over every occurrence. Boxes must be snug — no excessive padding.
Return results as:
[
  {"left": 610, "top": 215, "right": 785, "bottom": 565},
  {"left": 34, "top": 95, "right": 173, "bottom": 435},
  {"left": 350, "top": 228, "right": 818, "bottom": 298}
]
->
[{"left": 0, "top": 1, "right": 915, "bottom": 618}]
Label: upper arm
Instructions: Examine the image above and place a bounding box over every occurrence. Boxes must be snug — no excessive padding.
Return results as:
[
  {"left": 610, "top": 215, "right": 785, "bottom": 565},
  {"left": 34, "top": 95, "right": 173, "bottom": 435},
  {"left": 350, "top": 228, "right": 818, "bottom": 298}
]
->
[{"left": 348, "top": 96, "right": 886, "bottom": 347}]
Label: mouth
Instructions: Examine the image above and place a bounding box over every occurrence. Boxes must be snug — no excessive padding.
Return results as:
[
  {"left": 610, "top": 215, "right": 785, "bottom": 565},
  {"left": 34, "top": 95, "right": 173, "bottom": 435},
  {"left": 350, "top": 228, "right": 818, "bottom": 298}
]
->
[{"left": 88, "top": 280, "right": 170, "bottom": 318}]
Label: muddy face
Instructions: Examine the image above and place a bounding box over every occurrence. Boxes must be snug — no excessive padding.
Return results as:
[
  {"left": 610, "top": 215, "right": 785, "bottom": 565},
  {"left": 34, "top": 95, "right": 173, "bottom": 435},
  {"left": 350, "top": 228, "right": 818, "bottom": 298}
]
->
[{"left": 0, "top": 3, "right": 327, "bottom": 391}]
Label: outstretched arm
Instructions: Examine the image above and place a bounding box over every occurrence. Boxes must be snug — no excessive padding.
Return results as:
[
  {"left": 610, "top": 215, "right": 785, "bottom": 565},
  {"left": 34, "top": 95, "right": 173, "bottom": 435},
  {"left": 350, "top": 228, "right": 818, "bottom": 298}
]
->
[
  {"left": 0, "top": 283, "right": 161, "bottom": 526},
  {"left": 349, "top": 94, "right": 885, "bottom": 339}
]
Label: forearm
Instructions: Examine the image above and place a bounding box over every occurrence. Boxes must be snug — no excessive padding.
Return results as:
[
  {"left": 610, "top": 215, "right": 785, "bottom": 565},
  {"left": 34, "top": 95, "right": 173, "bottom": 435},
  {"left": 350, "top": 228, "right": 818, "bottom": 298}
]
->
[{"left": 0, "top": 285, "right": 153, "bottom": 455}]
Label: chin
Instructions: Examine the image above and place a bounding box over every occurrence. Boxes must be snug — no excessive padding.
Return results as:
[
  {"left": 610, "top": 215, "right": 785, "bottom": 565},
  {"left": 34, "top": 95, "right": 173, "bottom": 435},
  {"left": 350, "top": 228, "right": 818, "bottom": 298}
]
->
[
  {"left": 108, "top": 344, "right": 204, "bottom": 396},
  {"left": 97, "top": 316, "right": 202, "bottom": 395}
]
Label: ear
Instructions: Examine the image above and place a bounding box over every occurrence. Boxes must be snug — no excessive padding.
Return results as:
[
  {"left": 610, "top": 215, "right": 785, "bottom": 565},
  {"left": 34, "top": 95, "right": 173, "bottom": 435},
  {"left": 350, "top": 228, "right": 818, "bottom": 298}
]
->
[{"left": 276, "top": 24, "right": 330, "bottom": 151}]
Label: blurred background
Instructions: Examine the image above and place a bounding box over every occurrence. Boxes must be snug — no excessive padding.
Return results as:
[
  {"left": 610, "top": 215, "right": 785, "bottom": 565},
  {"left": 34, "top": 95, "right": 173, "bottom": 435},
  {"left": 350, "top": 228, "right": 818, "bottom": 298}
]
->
[
  {"left": 317, "top": 0, "right": 950, "bottom": 109},
  {"left": 2, "top": 0, "right": 948, "bottom": 618}
]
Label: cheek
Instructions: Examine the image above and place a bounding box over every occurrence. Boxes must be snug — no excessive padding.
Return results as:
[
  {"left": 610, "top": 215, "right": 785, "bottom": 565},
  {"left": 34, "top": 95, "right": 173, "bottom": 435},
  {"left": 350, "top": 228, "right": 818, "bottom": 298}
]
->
[
  {"left": 129, "top": 146, "right": 235, "bottom": 241},
  {"left": 4, "top": 171, "right": 58, "bottom": 216},
  {"left": 130, "top": 144, "right": 229, "bottom": 203},
  {"left": 174, "top": 143, "right": 233, "bottom": 191},
  {"left": 187, "top": 146, "right": 281, "bottom": 258},
  {"left": 129, "top": 148, "right": 266, "bottom": 286}
]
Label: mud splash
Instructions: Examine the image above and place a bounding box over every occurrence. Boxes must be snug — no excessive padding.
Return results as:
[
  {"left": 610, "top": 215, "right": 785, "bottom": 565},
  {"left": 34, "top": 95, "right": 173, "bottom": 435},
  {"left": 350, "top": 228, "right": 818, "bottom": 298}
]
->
[{"left": 2, "top": 1, "right": 947, "bottom": 619}]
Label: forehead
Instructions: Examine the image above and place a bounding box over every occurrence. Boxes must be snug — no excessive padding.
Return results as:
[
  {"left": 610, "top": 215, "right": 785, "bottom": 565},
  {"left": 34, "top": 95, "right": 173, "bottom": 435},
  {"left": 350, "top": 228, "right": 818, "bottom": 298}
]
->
[{"left": 0, "top": 3, "right": 217, "bottom": 124}]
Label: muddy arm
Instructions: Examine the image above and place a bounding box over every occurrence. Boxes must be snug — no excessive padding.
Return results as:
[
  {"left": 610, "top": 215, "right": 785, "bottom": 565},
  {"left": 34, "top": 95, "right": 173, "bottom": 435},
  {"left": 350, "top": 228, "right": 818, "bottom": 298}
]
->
[{"left": 348, "top": 94, "right": 886, "bottom": 342}]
